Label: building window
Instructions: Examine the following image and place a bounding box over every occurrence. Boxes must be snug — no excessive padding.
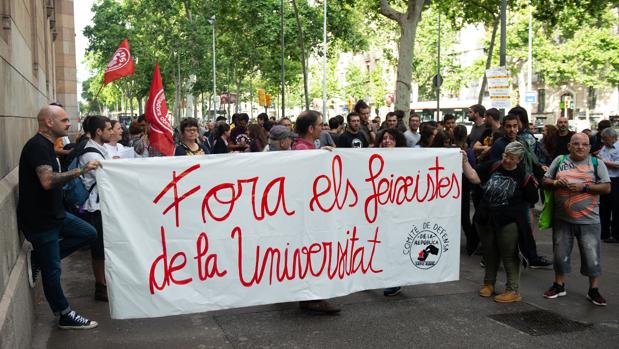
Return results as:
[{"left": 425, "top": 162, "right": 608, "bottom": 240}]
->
[
  {"left": 1, "top": 0, "right": 10, "bottom": 43},
  {"left": 537, "top": 89, "right": 545, "bottom": 113},
  {"left": 587, "top": 87, "right": 596, "bottom": 110}
]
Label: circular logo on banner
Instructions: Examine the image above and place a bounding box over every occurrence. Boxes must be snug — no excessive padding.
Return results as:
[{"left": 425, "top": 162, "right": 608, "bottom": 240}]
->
[
  {"left": 106, "top": 48, "right": 131, "bottom": 73},
  {"left": 152, "top": 90, "right": 172, "bottom": 132},
  {"left": 403, "top": 222, "right": 450, "bottom": 270}
]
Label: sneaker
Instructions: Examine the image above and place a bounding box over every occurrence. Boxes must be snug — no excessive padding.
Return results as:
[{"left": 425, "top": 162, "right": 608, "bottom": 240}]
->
[
  {"left": 94, "top": 283, "right": 108, "bottom": 302},
  {"left": 529, "top": 256, "right": 553, "bottom": 269},
  {"left": 383, "top": 287, "right": 402, "bottom": 297},
  {"left": 299, "top": 300, "right": 341, "bottom": 314},
  {"left": 494, "top": 291, "right": 522, "bottom": 303},
  {"left": 586, "top": 288, "right": 607, "bottom": 306},
  {"left": 58, "top": 311, "right": 99, "bottom": 330},
  {"left": 543, "top": 282, "right": 566, "bottom": 299},
  {"left": 26, "top": 247, "right": 40, "bottom": 289},
  {"left": 479, "top": 284, "right": 494, "bottom": 298}
]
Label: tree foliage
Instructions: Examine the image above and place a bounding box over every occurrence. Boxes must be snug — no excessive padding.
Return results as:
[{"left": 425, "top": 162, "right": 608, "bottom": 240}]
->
[
  {"left": 82, "top": 0, "right": 619, "bottom": 115},
  {"left": 83, "top": 0, "right": 365, "bottom": 115}
]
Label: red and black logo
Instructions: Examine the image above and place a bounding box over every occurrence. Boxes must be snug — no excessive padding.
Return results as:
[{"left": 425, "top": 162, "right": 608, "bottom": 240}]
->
[{"left": 403, "top": 222, "right": 450, "bottom": 270}]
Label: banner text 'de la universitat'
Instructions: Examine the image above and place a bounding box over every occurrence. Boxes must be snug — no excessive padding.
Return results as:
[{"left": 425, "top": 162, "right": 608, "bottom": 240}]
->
[{"left": 97, "top": 149, "right": 462, "bottom": 319}]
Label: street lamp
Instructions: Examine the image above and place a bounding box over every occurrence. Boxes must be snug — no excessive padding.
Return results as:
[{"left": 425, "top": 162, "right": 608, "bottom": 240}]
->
[
  {"left": 208, "top": 15, "right": 217, "bottom": 121},
  {"left": 322, "top": 0, "right": 327, "bottom": 121}
]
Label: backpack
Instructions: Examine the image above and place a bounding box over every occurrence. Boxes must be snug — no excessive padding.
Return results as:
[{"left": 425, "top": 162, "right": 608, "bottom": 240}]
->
[
  {"left": 489, "top": 161, "right": 535, "bottom": 189},
  {"left": 63, "top": 147, "right": 104, "bottom": 210},
  {"left": 547, "top": 154, "right": 599, "bottom": 181},
  {"left": 539, "top": 155, "right": 599, "bottom": 230},
  {"left": 516, "top": 135, "right": 544, "bottom": 180}
]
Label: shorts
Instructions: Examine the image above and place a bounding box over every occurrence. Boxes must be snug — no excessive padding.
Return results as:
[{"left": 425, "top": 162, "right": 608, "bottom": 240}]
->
[
  {"left": 83, "top": 210, "right": 105, "bottom": 260},
  {"left": 552, "top": 219, "right": 601, "bottom": 277}
]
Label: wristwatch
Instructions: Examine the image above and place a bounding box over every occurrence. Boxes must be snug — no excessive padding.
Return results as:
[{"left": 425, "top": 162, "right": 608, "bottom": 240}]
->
[{"left": 583, "top": 184, "right": 590, "bottom": 193}]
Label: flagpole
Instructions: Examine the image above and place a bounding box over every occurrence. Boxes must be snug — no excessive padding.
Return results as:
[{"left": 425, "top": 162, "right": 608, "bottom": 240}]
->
[
  {"left": 280, "top": 0, "right": 285, "bottom": 119},
  {"left": 209, "top": 16, "right": 217, "bottom": 122},
  {"left": 93, "top": 82, "right": 105, "bottom": 114},
  {"left": 322, "top": 0, "right": 327, "bottom": 121}
]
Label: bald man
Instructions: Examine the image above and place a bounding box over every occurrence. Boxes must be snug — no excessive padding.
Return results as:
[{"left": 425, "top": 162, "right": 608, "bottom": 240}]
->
[
  {"left": 551, "top": 116, "right": 575, "bottom": 158},
  {"left": 542, "top": 133, "right": 611, "bottom": 306},
  {"left": 17, "top": 104, "right": 100, "bottom": 329}
]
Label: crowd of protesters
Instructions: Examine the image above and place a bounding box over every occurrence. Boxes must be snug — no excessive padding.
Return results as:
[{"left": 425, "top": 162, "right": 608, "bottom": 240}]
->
[{"left": 18, "top": 100, "right": 617, "bottom": 329}]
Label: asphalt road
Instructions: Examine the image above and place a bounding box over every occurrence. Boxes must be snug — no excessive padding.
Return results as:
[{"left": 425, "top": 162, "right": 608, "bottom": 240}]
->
[{"left": 31, "top": 221, "right": 619, "bottom": 348}]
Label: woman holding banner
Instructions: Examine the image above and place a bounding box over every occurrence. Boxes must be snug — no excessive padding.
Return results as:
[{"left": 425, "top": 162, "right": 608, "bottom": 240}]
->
[
  {"left": 375, "top": 128, "right": 407, "bottom": 296},
  {"left": 472, "top": 141, "right": 538, "bottom": 303}
]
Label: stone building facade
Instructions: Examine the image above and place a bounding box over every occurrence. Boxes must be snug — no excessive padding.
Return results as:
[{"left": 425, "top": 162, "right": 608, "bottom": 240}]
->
[{"left": 0, "top": 1, "right": 77, "bottom": 347}]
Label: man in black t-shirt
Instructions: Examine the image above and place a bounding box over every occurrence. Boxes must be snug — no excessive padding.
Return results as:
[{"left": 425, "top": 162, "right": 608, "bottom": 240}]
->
[
  {"left": 551, "top": 116, "right": 575, "bottom": 159},
  {"left": 17, "top": 105, "right": 100, "bottom": 330},
  {"left": 473, "top": 108, "right": 501, "bottom": 163},
  {"left": 467, "top": 104, "right": 487, "bottom": 147},
  {"left": 229, "top": 113, "right": 250, "bottom": 151},
  {"left": 336, "top": 112, "right": 370, "bottom": 148}
]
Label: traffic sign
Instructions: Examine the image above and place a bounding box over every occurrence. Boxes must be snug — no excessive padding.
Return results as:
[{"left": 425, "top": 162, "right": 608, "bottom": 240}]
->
[
  {"left": 432, "top": 74, "right": 443, "bottom": 88},
  {"left": 525, "top": 91, "right": 537, "bottom": 103}
]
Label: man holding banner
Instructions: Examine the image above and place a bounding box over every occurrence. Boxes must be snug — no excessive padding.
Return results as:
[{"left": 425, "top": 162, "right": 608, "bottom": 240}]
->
[
  {"left": 292, "top": 110, "right": 340, "bottom": 314},
  {"left": 18, "top": 105, "right": 100, "bottom": 329},
  {"left": 79, "top": 116, "right": 113, "bottom": 302}
]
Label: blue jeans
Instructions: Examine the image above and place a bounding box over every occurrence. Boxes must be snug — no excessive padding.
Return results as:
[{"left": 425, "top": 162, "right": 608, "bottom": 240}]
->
[{"left": 23, "top": 212, "right": 97, "bottom": 315}]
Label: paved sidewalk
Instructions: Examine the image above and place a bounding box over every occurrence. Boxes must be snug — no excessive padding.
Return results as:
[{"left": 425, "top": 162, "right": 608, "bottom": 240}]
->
[{"left": 31, "top": 227, "right": 619, "bottom": 348}]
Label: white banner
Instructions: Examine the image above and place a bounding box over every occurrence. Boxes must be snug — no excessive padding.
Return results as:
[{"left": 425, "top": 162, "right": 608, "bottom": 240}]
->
[{"left": 97, "top": 149, "right": 462, "bottom": 319}]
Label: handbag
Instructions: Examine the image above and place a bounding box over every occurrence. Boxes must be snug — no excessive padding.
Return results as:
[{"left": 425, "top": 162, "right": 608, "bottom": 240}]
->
[
  {"left": 538, "top": 154, "right": 566, "bottom": 230},
  {"left": 538, "top": 189, "right": 554, "bottom": 230}
]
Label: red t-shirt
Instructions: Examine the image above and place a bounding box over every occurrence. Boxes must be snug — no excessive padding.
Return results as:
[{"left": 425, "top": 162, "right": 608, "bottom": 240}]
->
[{"left": 293, "top": 138, "right": 316, "bottom": 151}]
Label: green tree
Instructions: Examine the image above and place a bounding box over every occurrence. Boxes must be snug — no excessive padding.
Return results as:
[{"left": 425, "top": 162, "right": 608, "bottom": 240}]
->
[
  {"left": 463, "top": 3, "right": 619, "bottom": 106},
  {"left": 343, "top": 63, "right": 367, "bottom": 100}
]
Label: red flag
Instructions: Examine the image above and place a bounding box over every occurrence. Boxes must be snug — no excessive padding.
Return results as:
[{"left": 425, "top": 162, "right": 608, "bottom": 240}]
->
[
  {"left": 103, "top": 38, "right": 135, "bottom": 85},
  {"left": 145, "top": 64, "right": 175, "bottom": 156}
]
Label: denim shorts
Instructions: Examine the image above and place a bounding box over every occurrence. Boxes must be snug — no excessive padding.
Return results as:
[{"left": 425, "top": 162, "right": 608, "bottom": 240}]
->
[{"left": 552, "top": 219, "right": 602, "bottom": 277}]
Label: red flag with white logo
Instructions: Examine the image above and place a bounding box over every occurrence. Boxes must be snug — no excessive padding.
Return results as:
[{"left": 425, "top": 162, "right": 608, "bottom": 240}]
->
[
  {"left": 144, "top": 64, "right": 174, "bottom": 156},
  {"left": 103, "top": 38, "right": 135, "bottom": 85}
]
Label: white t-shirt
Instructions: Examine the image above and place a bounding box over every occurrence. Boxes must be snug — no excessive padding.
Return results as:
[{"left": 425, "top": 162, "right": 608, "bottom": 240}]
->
[
  {"left": 104, "top": 143, "right": 135, "bottom": 159},
  {"left": 80, "top": 140, "right": 110, "bottom": 212}
]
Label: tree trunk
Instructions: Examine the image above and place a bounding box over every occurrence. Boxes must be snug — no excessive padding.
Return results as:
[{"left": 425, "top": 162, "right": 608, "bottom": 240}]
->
[
  {"left": 380, "top": 0, "right": 425, "bottom": 117},
  {"left": 291, "top": 0, "right": 309, "bottom": 110},
  {"left": 394, "top": 21, "right": 416, "bottom": 113},
  {"left": 478, "top": 17, "right": 499, "bottom": 104},
  {"left": 200, "top": 92, "right": 204, "bottom": 118},
  {"left": 235, "top": 72, "right": 241, "bottom": 113},
  {"left": 138, "top": 97, "right": 143, "bottom": 115}
]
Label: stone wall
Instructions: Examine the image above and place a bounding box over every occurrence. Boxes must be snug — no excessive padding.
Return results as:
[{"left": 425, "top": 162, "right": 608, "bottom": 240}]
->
[{"left": 0, "top": 1, "right": 76, "bottom": 347}]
